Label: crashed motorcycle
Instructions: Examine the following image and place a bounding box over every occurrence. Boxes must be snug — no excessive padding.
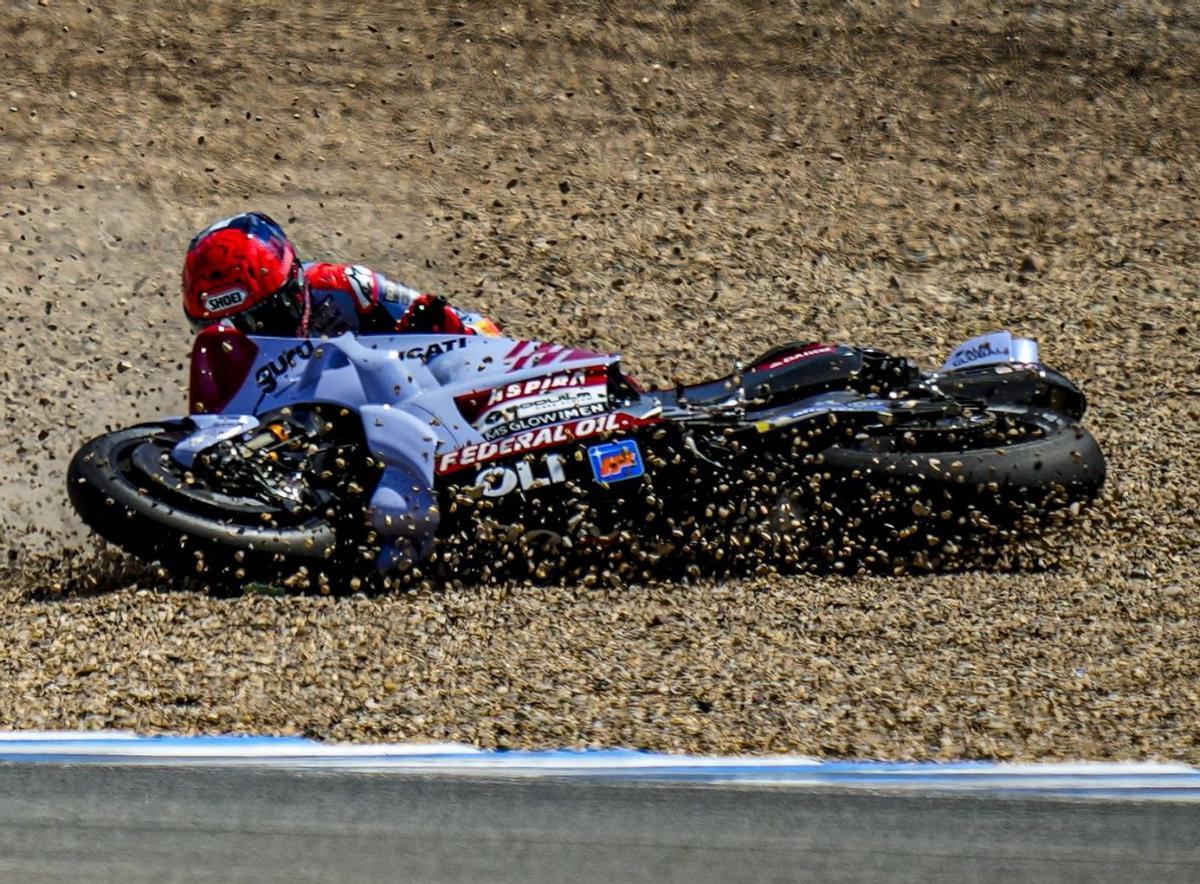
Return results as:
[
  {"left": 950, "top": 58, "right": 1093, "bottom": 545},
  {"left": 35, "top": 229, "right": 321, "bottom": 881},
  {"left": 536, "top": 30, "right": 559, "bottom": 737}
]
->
[{"left": 68, "top": 327, "right": 1105, "bottom": 585}]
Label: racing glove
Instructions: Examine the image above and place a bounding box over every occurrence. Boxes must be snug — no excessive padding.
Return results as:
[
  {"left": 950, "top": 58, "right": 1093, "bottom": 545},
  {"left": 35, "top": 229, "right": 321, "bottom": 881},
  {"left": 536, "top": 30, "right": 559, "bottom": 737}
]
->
[{"left": 396, "top": 293, "right": 468, "bottom": 335}]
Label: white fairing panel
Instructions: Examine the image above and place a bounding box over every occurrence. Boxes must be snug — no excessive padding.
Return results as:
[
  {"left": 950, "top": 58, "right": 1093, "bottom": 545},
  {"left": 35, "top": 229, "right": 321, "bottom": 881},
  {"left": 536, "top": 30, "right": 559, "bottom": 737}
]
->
[
  {"left": 941, "top": 331, "right": 1039, "bottom": 372},
  {"left": 199, "top": 332, "right": 619, "bottom": 472}
]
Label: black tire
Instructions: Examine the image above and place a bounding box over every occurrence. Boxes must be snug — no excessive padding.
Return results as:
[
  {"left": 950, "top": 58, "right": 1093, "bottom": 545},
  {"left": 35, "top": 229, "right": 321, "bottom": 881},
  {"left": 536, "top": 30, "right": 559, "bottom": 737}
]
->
[
  {"left": 777, "top": 409, "right": 1107, "bottom": 569},
  {"left": 818, "top": 410, "right": 1106, "bottom": 505},
  {"left": 67, "top": 422, "right": 338, "bottom": 581}
]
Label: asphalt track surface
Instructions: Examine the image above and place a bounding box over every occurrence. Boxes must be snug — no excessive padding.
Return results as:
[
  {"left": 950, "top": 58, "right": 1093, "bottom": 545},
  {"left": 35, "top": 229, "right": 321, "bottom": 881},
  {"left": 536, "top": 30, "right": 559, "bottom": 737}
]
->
[{"left": 0, "top": 764, "right": 1196, "bottom": 883}]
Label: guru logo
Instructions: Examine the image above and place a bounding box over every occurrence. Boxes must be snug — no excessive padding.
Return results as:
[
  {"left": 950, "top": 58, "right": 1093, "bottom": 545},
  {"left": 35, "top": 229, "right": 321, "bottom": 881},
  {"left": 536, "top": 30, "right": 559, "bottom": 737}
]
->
[{"left": 255, "top": 341, "right": 315, "bottom": 394}]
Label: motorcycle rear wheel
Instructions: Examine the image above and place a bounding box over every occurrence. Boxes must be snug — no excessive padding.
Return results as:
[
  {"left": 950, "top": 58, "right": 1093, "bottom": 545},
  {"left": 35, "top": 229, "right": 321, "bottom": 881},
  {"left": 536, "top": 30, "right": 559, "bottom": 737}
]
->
[
  {"left": 776, "top": 408, "right": 1107, "bottom": 569},
  {"left": 818, "top": 408, "right": 1106, "bottom": 505}
]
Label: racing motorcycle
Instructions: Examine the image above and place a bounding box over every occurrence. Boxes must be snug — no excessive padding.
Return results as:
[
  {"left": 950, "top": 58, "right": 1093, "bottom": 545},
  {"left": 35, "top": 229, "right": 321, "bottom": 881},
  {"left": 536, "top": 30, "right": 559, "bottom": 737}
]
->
[{"left": 68, "top": 327, "right": 1106, "bottom": 586}]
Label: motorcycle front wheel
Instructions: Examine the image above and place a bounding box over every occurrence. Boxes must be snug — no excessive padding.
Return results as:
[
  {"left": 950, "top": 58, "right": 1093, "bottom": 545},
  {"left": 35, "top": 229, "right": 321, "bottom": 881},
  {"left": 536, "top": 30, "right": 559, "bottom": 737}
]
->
[{"left": 67, "top": 421, "right": 345, "bottom": 584}]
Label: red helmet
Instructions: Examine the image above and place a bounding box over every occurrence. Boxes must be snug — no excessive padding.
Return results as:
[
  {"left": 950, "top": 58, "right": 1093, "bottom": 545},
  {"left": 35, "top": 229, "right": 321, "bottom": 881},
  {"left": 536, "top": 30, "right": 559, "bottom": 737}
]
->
[{"left": 182, "top": 212, "right": 308, "bottom": 334}]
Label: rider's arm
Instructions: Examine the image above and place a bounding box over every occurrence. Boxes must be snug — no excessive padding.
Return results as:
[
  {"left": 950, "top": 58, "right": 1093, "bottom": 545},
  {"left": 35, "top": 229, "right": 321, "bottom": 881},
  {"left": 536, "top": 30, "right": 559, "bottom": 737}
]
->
[
  {"left": 306, "top": 262, "right": 500, "bottom": 336},
  {"left": 368, "top": 268, "right": 500, "bottom": 336},
  {"left": 394, "top": 293, "right": 501, "bottom": 337},
  {"left": 305, "top": 263, "right": 419, "bottom": 315}
]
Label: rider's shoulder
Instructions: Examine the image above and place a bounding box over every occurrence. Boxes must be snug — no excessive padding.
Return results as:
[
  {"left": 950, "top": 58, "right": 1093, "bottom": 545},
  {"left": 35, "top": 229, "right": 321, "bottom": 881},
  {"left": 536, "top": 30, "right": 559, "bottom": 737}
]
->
[{"left": 303, "top": 262, "right": 379, "bottom": 313}]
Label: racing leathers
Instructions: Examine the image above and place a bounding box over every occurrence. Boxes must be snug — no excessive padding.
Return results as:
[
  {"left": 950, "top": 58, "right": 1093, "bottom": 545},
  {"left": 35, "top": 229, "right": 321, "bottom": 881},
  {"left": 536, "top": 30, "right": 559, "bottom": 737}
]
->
[
  {"left": 299, "top": 262, "right": 498, "bottom": 573},
  {"left": 300, "top": 262, "right": 497, "bottom": 338}
]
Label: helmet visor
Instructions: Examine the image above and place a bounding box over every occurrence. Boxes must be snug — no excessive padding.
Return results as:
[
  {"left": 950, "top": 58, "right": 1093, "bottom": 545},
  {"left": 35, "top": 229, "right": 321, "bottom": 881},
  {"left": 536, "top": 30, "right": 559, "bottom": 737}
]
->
[
  {"left": 229, "top": 272, "right": 307, "bottom": 336},
  {"left": 188, "top": 265, "right": 306, "bottom": 336}
]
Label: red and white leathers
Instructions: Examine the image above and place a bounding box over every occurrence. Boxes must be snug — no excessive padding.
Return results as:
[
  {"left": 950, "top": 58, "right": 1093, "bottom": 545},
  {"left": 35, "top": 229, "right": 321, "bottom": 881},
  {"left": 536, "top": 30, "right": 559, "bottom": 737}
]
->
[{"left": 299, "top": 262, "right": 500, "bottom": 338}]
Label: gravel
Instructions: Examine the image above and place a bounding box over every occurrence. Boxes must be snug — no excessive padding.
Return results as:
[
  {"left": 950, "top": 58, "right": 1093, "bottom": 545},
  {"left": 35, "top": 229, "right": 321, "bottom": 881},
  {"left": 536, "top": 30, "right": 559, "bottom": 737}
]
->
[{"left": 1, "top": 0, "right": 1198, "bottom": 761}]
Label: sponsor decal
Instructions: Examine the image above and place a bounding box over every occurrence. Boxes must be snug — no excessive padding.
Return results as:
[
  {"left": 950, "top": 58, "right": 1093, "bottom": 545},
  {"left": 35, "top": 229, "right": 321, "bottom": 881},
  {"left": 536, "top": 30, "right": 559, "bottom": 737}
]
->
[
  {"left": 455, "top": 367, "right": 609, "bottom": 438},
  {"left": 254, "top": 336, "right": 465, "bottom": 395},
  {"left": 472, "top": 453, "right": 567, "bottom": 498},
  {"left": 472, "top": 375, "right": 610, "bottom": 441},
  {"left": 588, "top": 439, "right": 645, "bottom": 484},
  {"left": 948, "top": 340, "right": 1009, "bottom": 369},
  {"left": 255, "top": 340, "right": 315, "bottom": 393},
  {"left": 378, "top": 279, "right": 422, "bottom": 305},
  {"left": 491, "top": 388, "right": 606, "bottom": 421},
  {"left": 942, "top": 332, "right": 1036, "bottom": 371},
  {"left": 481, "top": 401, "right": 609, "bottom": 441},
  {"left": 396, "top": 337, "right": 469, "bottom": 363},
  {"left": 753, "top": 343, "right": 838, "bottom": 372},
  {"left": 484, "top": 368, "right": 601, "bottom": 408},
  {"left": 345, "top": 265, "right": 376, "bottom": 311},
  {"left": 437, "top": 412, "right": 652, "bottom": 474},
  {"left": 203, "top": 288, "right": 247, "bottom": 314}
]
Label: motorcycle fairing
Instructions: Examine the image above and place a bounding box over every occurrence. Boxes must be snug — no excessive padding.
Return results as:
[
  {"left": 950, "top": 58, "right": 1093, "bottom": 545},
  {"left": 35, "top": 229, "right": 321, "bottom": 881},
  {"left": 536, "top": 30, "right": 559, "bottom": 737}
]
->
[
  {"left": 178, "top": 327, "right": 1058, "bottom": 484},
  {"left": 181, "top": 331, "right": 623, "bottom": 477}
]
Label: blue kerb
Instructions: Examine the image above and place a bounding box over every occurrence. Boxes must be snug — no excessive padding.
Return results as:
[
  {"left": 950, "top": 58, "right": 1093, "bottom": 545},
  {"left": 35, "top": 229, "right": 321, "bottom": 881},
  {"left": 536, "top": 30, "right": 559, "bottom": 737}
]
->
[{"left": 0, "top": 734, "right": 1197, "bottom": 800}]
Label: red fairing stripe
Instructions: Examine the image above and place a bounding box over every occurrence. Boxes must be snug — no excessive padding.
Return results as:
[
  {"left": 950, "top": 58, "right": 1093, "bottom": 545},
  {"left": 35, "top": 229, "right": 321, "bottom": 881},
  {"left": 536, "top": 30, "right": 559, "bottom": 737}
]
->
[
  {"left": 512, "top": 342, "right": 563, "bottom": 370},
  {"left": 505, "top": 340, "right": 608, "bottom": 370},
  {"left": 505, "top": 340, "right": 532, "bottom": 361},
  {"left": 436, "top": 412, "right": 660, "bottom": 475}
]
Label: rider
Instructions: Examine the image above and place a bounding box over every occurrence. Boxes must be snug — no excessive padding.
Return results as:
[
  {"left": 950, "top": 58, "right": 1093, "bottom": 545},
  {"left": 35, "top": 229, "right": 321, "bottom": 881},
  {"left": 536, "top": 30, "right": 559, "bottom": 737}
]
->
[
  {"left": 181, "top": 211, "right": 499, "bottom": 574},
  {"left": 181, "top": 211, "right": 498, "bottom": 338}
]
